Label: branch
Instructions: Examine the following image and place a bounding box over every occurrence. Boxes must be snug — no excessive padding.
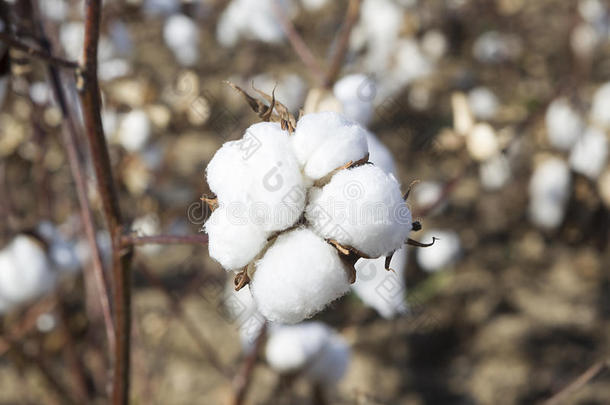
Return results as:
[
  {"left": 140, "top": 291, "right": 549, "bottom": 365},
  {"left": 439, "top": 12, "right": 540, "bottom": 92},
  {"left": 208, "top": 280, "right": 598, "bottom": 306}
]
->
[
  {"left": 324, "top": 0, "right": 360, "bottom": 87},
  {"left": 0, "top": 32, "right": 79, "bottom": 69},
  {"left": 544, "top": 358, "right": 609, "bottom": 405},
  {"left": 231, "top": 323, "right": 267, "bottom": 405},
  {"left": 121, "top": 234, "right": 209, "bottom": 247}
]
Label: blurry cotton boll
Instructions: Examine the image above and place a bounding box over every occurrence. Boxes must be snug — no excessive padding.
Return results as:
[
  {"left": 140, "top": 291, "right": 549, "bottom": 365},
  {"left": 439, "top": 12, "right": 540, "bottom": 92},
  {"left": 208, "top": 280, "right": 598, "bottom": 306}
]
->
[
  {"left": 391, "top": 39, "right": 432, "bottom": 87},
  {"left": 466, "top": 123, "right": 500, "bottom": 162},
  {"left": 131, "top": 213, "right": 162, "bottom": 255},
  {"left": 545, "top": 97, "right": 584, "bottom": 151},
  {"left": 590, "top": 82, "right": 610, "bottom": 130},
  {"left": 416, "top": 230, "right": 461, "bottom": 272},
  {"left": 299, "top": 0, "right": 329, "bottom": 11},
  {"left": 99, "top": 59, "right": 132, "bottom": 82},
  {"left": 251, "top": 73, "right": 306, "bottom": 113},
  {"left": 578, "top": 0, "right": 607, "bottom": 25},
  {"left": 352, "top": 247, "right": 408, "bottom": 318},
  {"left": 412, "top": 181, "right": 445, "bottom": 215},
  {"left": 250, "top": 228, "right": 350, "bottom": 324},
  {"left": 571, "top": 23, "right": 600, "bottom": 59},
  {"left": 29, "top": 82, "right": 50, "bottom": 105},
  {"left": 102, "top": 109, "right": 119, "bottom": 137},
  {"left": 117, "top": 110, "right": 151, "bottom": 152},
  {"left": 36, "top": 313, "right": 56, "bottom": 333},
  {"left": 473, "top": 31, "right": 522, "bottom": 63},
  {"left": 0, "top": 235, "right": 56, "bottom": 314},
  {"left": 216, "top": 0, "right": 295, "bottom": 47},
  {"left": 224, "top": 284, "right": 265, "bottom": 351},
  {"left": 365, "top": 132, "right": 397, "bottom": 175},
  {"left": 36, "top": 222, "right": 81, "bottom": 275},
  {"left": 265, "top": 322, "right": 350, "bottom": 385},
  {"left": 421, "top": 29, "right": 448, "bottom": 61},
  {"left": 333, "top": 74, "right": 376, "bottom": 127},
  {"left": 569, "top": 126, "right": 608, "bottom": 179},
  {"left": 163, "top": 14, "right": 199, "bottom": 66},
  {"left": 108, "top": 21, "right": 133, "bottom": 56},
  {"left": 529, "top": 157, "right": 571, "bottom": 229},
  {"left": 39, "top": 0, "right": 68, "bottom": 21},
  {"left": 143, "top": 0, "right": 180, "bottom": 15},
  {"left": 468, "top": 87, "right": 499, "bottom": 120},
  {"left": 60, "top": 22, "right": 85, "bottom": 61},
  {"left": 479, "top": 154, "right": 511, "bottom": 191},
  {"left": 452, "top": 92, "right": 475, "bottom": 136}
]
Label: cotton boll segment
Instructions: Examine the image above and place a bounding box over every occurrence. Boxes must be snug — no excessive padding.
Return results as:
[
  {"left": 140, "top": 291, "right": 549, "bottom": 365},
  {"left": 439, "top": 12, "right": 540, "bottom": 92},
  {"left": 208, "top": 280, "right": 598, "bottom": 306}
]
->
[
  {"left": 205, "top": 140, "right": 251, "bottom": 204},
  {"left": 292, "top": 112, "right": 353, "bottom": 166},
  {"left": 590, "top": 82, "right": 610, "bottom": 130},
  {"left": 117, "top": 110, "right": 151, "bottom": 152},
  {"left": 306, "top": 165, "right": 411, "bottom": 258},
  {"left": 416, "top": 230, "right": 461, "bottom": 272},
  {"left": 545, "top": 98, "right": 584, "bottom": 151},
  {"left": 569, "top": 126, "right": 608, "bottom": 179},
  {"left": 529, "top": 157, "right": 571, "bottom": 229},
  {"left": 204, "top": 206, "right": 270, "bottom": 271},
  {"left": 163, "top": 14, "right": 199, "bottom": 66},
  {"left": 250, "top": 228, "right": 350, "bottom": 323},
  {"left": 352, "top": 247, "right": 407, "bottom": 319},
  {"left": 333, "top": 74, "right": 376, "bottom": 127}
]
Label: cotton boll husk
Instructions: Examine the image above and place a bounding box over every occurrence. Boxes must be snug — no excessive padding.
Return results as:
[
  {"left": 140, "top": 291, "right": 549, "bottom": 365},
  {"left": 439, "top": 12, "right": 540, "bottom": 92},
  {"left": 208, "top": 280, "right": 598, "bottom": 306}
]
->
[
  {"left": 365, "top": 132, "right": 397, "bottom": 175},
  {"left": 204, "top": 206, "right": 270, "bottom": 271},
  {"left": 468, "top": 87, "right": 499, "bottom": 121},
  {"left": 0, "top": 236, "right": 56, "bottom": 312},
  {"left": 529, "top": 157, "right": 571, "bottom": 229},
  {"left": 333, "top": 74, "right": 376, "bottom": 127},
  {"left": 466, "top": 123, "right": 500, "bottom": 162},
  {"left": 117, "top": 110, "right": 151, "bottom": 152},
  {"left": 163, "top": 14, "right": 199, "bottom": 66},
  {"left": 250, "top": 228, "right": 350, "bottom": 323},
  {"left": 479, "top": 154, "right": 511, "bottom": 191},
  {"left": 590, "top": 82, "right": 610, "bottom": 130},
  {"left": 545, "top": 98, "right": 584, "bottom": 151},
  {"left": 306, "top": 165, "right": 411, "bottom": 258},
  {"left": 416, "top": 230, "right": 461, "bottom": 272},
  {"left": 569, "top": 126, "right": 608, "bottom": 179},
  {"left": 352, "top": 247, "right": 407, "bottom": 318}
]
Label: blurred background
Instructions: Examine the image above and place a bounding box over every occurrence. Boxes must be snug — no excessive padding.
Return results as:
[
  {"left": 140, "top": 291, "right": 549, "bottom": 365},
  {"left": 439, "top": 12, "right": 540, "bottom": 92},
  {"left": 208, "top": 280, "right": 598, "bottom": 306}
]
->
[{"left": 0, "top": 0, "right": 609, "bottom": 404}]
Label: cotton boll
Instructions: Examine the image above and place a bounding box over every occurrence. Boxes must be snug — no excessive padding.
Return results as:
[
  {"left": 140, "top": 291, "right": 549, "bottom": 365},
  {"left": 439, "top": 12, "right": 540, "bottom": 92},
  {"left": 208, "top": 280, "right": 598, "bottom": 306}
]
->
[
  {"left": 333, "top": 74, "right": 376, "bottom": 127},
  {"left": 569, "top": 126, "right": 608, "bottom": 179},
  {"left": 472, "top": 31, "right": 522, "bottom": 63},
  {"left": 421, "top": 29, "right": 447, "bottom": 61},
  {"left": 578, "top": 0, "right": 606, "bottom": 24},
  {"left": 545, "top": 98, "right": 584, "bottom": 151},
  {"left": 99, "top": 59, "right": 132, "bottom": 82},
  {"left": 205, "top": 140, "right": 251, "bottom": 204},
  {"left": 466, "top": 123, "right": 500, "bottom": 162},
  {"left": 365, "top": 132, "right": 397, "bottom": 175},
  {"left": 117, "top": 110, "right": 151, "bottom": 152},
  {"left": 479, "top": 154, "right": 511, "bottom": 191},
  {"left": 306, "top": 165, "right": 411, "bottom": 258},
  {"left": 412, "top": 181, "right": 443, "bottom": 213},
  {"left": 250, "top": 228, "right": 350, "bottom": 323},
  {"left": 468, "top": 87, "right": 499, "bottom": 121},
  {"left": 60, "top": 22, "right": 84, "bottom": 62},
  {"left": 416, "top": 230, "right": 460, "bottom": 272},
  {"left": 204, "top": 206, "right": 270, "bottom": 271},
  {"left": 352, "top": 247, "right": 407, "bottom": 318},
  {"left": 40, "top": 0, "right": 68, "bottom": 21},
  {"left": 529, "top": 157, "right": 571, "bottom": 229},
  {"left": 303, "top": 333, "right": 350, "bottom": 385},
  {"left": 392, "top": 39, "right": 432, "bottom": 85},
  {"left": 29, "top": 82, "right": 50, "bottom": 105},
  {"left": 292, "top": 112, "right": 353, "bottom": 165},
  {"left": 571, "top": 23, "right": 600, "bottom": 59},
  {"left": 131, "top": 213, "right": 162, "bottom": 255},
  {"left": 590, "top": 82, "right": 610, "bottom": 130},
  {"left": 163, "top": 14, "right": 199, "bottom": 66}
]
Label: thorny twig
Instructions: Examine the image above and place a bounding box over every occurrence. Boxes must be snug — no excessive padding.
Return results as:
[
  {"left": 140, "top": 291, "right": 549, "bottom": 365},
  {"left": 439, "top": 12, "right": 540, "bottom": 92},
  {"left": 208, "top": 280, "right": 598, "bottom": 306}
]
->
[{"left": 231, "top": 323, "right": 268, "bottom": 405}]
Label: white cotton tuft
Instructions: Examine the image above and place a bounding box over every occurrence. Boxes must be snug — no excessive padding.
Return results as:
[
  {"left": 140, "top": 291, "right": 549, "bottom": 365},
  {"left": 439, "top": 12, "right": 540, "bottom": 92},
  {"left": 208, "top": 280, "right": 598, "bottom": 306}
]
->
[
  {"left": 204, "top": 206, "right": 270, "bottom": 271},
  {"left": 0, "top": 236, "right": 56, "bottom": 313},
  {"left": 365, "top": 132, "right": 397, "bottom": 175},
  {"left": 59, "top": 22, "right": 84, "bottom": 62},
  {"left": 468, "top": 87, "right": 499, "bottom": 120},
  {"left": 352, "top": 247, "right": 407, "bottom": 319},
  {"left": 569, "top": 126, "right": 608, "bottom": 179},
  {"left": 590, "top": 82, "right": 610, "bottom": 130},
  {"left": 250, "top": 228, "right": 350, "bottom": 323},
  {"left": 466, "top": 123, "right": 500, "bottom": 162},
  {"left": 265, "top": 322, "right": 350, "bottom": 385},
  {"left": 306, "top": 165, "right": 411, "bottom": 258},
  {"left": 117, "top": 110, "right": 151, "bottom": 152},
  {"left": 479, "top": 154, "right": 511, "bottom": 191},
  {"left": 529, "top": 157, "right": 571, "bottom": 229},
  {"left": 332, "top": 74, "right": 376, "bottom": 127},
  {"left": 163, "top": 14, "right": 199, "bottom": 66},
  {"left": 416, "top": 230, "right": 461, "bottom": 272},
  {"left": 545, "top": 98, "right": 584, "bottom": 151}
]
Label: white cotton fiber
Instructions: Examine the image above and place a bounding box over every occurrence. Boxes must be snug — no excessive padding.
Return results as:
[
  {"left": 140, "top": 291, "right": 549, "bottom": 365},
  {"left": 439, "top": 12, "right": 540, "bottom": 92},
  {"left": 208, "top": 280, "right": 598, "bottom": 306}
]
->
[
  {"left": 466, "top": 123, "right": 500, "bottom": 162},
  {"left": 479, "top": 153, "right": 511, "bottom": 191},
  {"left": 292, "top": 112, "right": 353, "bottom": 165},
  {"left": 416, "top": 230, "right": 460, "bottom": 272},
  {"left": 529, "top": 157, "right": 571, "bottom": 229},
  {"left": 333, "top": 74, "right": 376, "bottom": 127},
  {"left": 205, "top": 140, "right": 251, "bottom": 203},
  {"left": 204, "top": 206, "right": 270, "bottom": 271},
  {"left": 306, "top": 165, "right": 411, "bottom": 258},
  {"left": 163, "top": 14, "right": 199, "bottom": 66},
  {"left": 0, "top": 236, "right": 55, "bottom": 313},
  {"left": 117, "top": 110, "right": 151, "bottom": 152},
  {"left": 590, "top": 82, "right": 610, "bottom": 130},
  {"left": 366, "top": 132, "right": 397, "bottom": 175},
  {"left": 250, "top": 228, "right": 350, "bottom": 323},
  {"left": 545, "top": 98, "right": 584, "bottom": 151},
  {"left": 569, "top": 126, "right": 608, "bottom": 179},
  {"left": 352, "top": 246, "right": 408, "bottom": 318},
  {"left": 468, "top": 87, "right": 499, "bottom": 120}
]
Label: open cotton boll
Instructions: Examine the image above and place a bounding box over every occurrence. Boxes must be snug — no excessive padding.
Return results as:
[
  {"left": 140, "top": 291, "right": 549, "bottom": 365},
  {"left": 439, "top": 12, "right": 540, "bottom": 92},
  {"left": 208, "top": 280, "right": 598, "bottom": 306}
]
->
[
  {"left": 366, "top": 132, "right": 397, "bottom": 175},
  {"left": 569, "top": 126, "right": 608, "bottom": 179},
  {"left": 352, "top": 247, "right": 407, "bottom": 319},
  {"left": 468, "top": 87, "right": 499, "bottom": 121},
  {"left": 416, "top": 230, "right": 460, "bottom": 272},
  {"left": 306, "top": 165, "right": 411, "bottom": 258},
  {"left": 250, "top": 228, "right": 350, "bottom": 323},
  {"left": 205, "top": 206, "right": 270, "bottom": 271},
  {"left": 333, "top": 74, "right": 376, "bottom": 127},
  {"left": 163, "top": 14, "right": 199, "bottom": 66},
  {"left": 479, "top": 154, "right": 511, "bottom": 191},
  {"left": 292, "top": 112, "right": 353, "bottom": 165},
  {"left": 466, "top": 123, "right": 500, "bottom": 162},
  {"left": 117, "top": 110, "right": 151, "bottom": 152},
  {"left": 590, "top": 82, "right": 610, "bottom": 130},
  {"left": 545, "top": 98, "right": 584, "bottom": 151},
  {"left": 0, "top": 236, "right": 56, "bottom": 312},
  {"left": 205, "top": 141, "right": 251, "bottom": 203},
  {"left": 529, "top": 157, "right": 571, "bottom": 229}
]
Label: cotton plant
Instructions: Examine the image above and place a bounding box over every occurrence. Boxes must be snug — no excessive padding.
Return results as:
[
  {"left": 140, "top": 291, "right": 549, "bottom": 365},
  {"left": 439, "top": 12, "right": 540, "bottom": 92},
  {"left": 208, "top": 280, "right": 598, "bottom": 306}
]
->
[{"left": 203, "top": 85, "right": 425, "bottom": 323}]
